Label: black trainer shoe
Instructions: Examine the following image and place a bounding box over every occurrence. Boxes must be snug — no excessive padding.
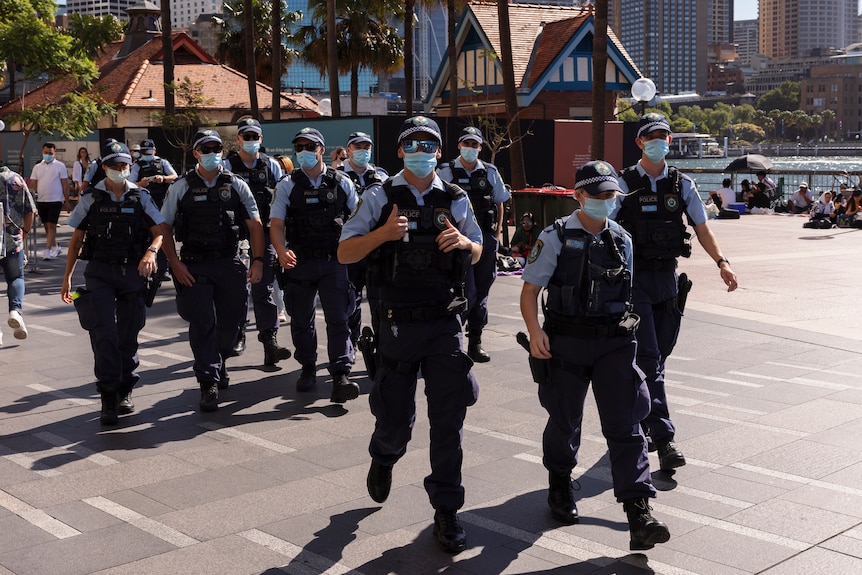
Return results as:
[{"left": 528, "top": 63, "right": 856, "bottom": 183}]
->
[
  {"left": 296, "top": 364, "right": 317, "bottom": 392},
  {"left": 229, "top": 331, "right": 246, "bottom": 358},
  {"left": 547, "top": 471, "right": 579, "bottom": 524},
  {"left": 624, "top": 497, "right": 670, "bottom": 550},
  {"left": 330, "top": 372, "right": 360, "bottom": 403},
  {"left": 260, "top": 329, "right": 291, "bottom": 366},
  {"left": 366, "top": 460, "right": 393, "bottom": 503},
  {"left": 657, "top": 440, "right": 686, "bottom": 471},
  {"left": 433, "top": 510, "right": 467, "bottom": 554},
  {"left": 100, "top": 391, "right": 119, "bottom": 425},
  {"left": 216, "top": 365, "right": 230, "bottom": 390},
  {"left": 199, "top": 384, "right": 219, "bottom": 412},
  {"left": 467, "top": 337, "right": 490, "bottom": 363},
  {"left": 118, "top": 391, "right": 135, "bottom": 415}
]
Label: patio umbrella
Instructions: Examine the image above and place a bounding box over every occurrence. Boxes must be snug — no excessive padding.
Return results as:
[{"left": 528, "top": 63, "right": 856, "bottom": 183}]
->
[{"left": 725, "top": 154, "right": 774, "bottom": 172}]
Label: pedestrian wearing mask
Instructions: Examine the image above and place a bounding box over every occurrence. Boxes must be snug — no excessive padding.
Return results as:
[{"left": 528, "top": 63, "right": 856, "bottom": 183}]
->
[
  {"left": 60, "top": 141, "right": 165, "bottom": 424},
  {"left": 613, "top": 113, "right": 738, "bottom": 470},
  {"left": 520, "top": 160, "right": 670, "bottom": 551}
]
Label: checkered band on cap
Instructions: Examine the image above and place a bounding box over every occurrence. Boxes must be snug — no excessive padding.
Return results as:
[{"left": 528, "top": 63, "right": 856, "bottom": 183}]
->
[
  {"left": 459, "top": 126, "right": 483, "bottom": 143},
  {"left": 140, "top": 139, "right": 155, "bottom": 152},
  {"left": 193, "top": 129, "right": 223, "bottom": 149},
  {"left": 237, "top": 118, "right": 262, "bottom": 135},
  {"left": 398, "top": 116, "right": 442, "bottom": 143},
  {"left": 347, "top": 131, "right": 373, "bottom": 146},
  {"left": 101, "top": 141, "right": 132, "bottom": 166},
  {"left": 292, "top": 127, "right": 325, "bottom": 146},
  {"left": 574, "top": 160, "right": 621, "bottom": 196},
  {"left": 637, "top": 113, "right": 671, "bottom": 138}
]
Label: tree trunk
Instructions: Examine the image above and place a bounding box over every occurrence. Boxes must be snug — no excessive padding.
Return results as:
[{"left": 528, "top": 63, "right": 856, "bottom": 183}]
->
[
  {"left": 497, "top": 0, "right": 526, "bottom": 189},
  {"left": 327, "top": 0, "right": 341, "bottom": 117},
  {"left": 591, "top": 1, "right": 609, "bottom": 160},
  {"left": 271, "top": 0, "right": 282, "bottom": 120},
  {"left": 404, "top": 0, "right": 415, "bottom": 116},
  {"left": 244, "top": 0, "right": 259, "bottom": 117},
  {"left": 447, "top": 0, "right": 458, "bottom": 116},
  {"left": 351, "top": 63, "right": 359, "bottom": 116},
  {"left": 160, "top": 1, "right": 175, "bottom": 115}
]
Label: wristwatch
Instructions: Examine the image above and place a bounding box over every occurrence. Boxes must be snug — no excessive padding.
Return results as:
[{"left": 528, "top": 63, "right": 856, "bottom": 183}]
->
[
  {"left": 252, "top": 256, "right": 264, "bottom": 263},
  {"left": 716, "top": 257, "right": 729, "bottom": 267},
  {"left": 147, "top": 246, "right": 158, "bottom": 254}
]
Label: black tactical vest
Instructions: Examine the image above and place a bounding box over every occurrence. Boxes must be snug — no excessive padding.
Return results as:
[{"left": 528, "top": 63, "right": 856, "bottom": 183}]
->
[
  {"left": 544, "top": 221, "right": 631, "bottom": 323},
  {"left": 448, "top": 161, "right": 496, "bottom": 232},
  {"left": 617, "top": 166, "right": 692, "bottom": 261},
  {"left": 227, "top": 152, "right": 276, "bottom": 224},
  {"left": 136, "top": 157, "right": 167, "bottom": 206},
  {"left": 175, "top": 170, "right": 244, "bottom": 259},
  {"left": 340, "top": 165, "right": 385, "bottom": 196},
  {"left": 370, "top": 180, "right": 470, "bottom": 305},
  {"left": 285, "top": 167, "right": 349, "bottom": 260},
  {"left": 79, "top": 187, "right": 151, "bottom": 264}
]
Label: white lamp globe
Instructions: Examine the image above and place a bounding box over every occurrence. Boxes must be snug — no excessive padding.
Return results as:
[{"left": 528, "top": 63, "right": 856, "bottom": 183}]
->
[
  {"left": 0, "top": 120, "right": 5, "bottom": 131},
  {"left": 318, "top": 98, "right": 332, "bottom": 117},
  {"left": 631, "top": 78, "right": 657, "bottom": 103}
]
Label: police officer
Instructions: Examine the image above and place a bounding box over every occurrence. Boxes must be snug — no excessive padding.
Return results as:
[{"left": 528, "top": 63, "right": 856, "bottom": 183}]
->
[
  {"left": 83, "top": 138, "right": 119, "bottom": 189},
  {"left": 339, "top": 131, "right": 388, "bottom": 369},
  {"left": 130, "top": 139, "right": 177, "bottom": 279},
  {"left": 520, "top": 160, "right": 670, "bottom": 551},
  {"left": 437, "top": 126, "right": 510, "bottom": 362},
  {"left": 160, "top": 129, "right": 266, "bottom": 411},
  {"left": 224, "top": 118, "right": 291, "bottom": 367},
  {"left": 338, "top": 116, "right": 482, "bottom": 555},
  {"left": 613, "top": 113, "right": 738, "bottom": 470},
  {"left": 270, "top": 127, "right": 359, "bottom": 403},
  {"left": 60, "top": 141, "right": 165, "bottom": 425}
]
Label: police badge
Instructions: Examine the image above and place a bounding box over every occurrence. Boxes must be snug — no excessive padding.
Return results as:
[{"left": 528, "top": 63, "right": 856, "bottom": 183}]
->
[
  {"left": 434, "top": 208, "right": 452, "bottom": 230},
  {"left": 219, "top": 185, "right": 232, "bottom": 201},
  {"left": 664, "top": 194, "right": 680, "bottom": 211}
]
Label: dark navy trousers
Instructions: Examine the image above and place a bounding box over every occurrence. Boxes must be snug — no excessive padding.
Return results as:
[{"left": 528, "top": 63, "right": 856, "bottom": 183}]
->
[
  {"left": 282, "top": 258, "right": 354, "bottom": 375},
  {"left": 369, "top": 315, "right": 478, "bottom": 511},
  {"left": 249, "top": 230, "right": 279, "bottom": 334},
  {"left": 174, "top": 256, "right": 248, "bottom": 386},
  {"left": 76, "top": 260, "right": 146, "bottom": 395},
  {"left": 538, "top": 331, "right": 654, "bottom": 502},
  {"left": 631, "top": 268, "right": 682, "bottom": 443},
  {"left": 465, "top": 232, "right": 498, "bottom": 338}
]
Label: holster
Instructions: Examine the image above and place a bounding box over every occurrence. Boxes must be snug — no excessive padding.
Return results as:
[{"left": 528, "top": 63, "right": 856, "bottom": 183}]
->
[
  {"left": 677, "top": 273, "right": 693, "bottom": 314},
  {"left": 145, "top": 276, "right": 162, "bottom": 308},
  {"left": 517, "top": 331, "right": 552, "bottom": 385},
  {"left": 357, "top": 328, "right": 378, "bottom": 380}
]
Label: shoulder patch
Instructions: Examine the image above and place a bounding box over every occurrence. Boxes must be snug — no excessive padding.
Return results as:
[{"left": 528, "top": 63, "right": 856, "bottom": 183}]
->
[{"left": 527, "top": 239, "right": 543, "bottom": 264}]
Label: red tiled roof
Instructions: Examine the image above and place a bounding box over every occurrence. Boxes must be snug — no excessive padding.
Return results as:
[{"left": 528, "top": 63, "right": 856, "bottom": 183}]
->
[
  {"left": 527, "top": 14, "right": 589, "bottom": 87},
  {"left": 0, "top": 32, "right": 317, "bottom": 116}
]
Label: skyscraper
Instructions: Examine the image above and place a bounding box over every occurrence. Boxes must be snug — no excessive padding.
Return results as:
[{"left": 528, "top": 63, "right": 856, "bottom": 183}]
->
[{"left": 760, "top": 0, "right": 860, "bottom": 59}]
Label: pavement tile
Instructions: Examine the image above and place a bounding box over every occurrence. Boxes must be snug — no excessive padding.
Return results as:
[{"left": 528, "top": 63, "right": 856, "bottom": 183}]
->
[
  {"left": 100, "top": 489, "right": 177, "bottom": 517},
  {"left": 0, "top": 515, "right": 57, "bottom": 554},
  {"left": 238, "top": 451, "right": 331, "bottom": 483},
  {"left": 41, "top": 500, "right": 123, "bottom": 533},
  {"left": 742, "top": 439, "right": 862, "bottom": 479},
  {"left": 725, "top": 498, "right": 859, "bottom": 544},
  {"left": 671, "top": 423, "right": 801, "bottom": 467},
  {"left": 662, "top": 525, "right": 798, "bottom": 572},
  {"left": 755, "top": 398, "right": 862, "bottom": 434},
  {"left": 819, "top": 533, "right": 862, "bottom": 559},
  {"left": 759, "top": 546, "right": 862, "bottom": 574},
  {"left": 783, "top": 483, "right": 862, "bottom": 519},
  {"left": 683, "top": 469, "right": 789, "bottom": 504}
]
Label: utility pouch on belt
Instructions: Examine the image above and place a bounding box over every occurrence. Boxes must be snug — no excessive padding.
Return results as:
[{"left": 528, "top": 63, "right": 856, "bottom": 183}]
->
[
  {"left": 677, "top": 273, "right": 693, "bottom": 314},
  {"left": 517, "top": 331, "right": 551, "bottom": 385}
]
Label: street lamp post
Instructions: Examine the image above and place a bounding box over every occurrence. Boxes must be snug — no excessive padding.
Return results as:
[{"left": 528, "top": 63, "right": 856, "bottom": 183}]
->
[{"left": 631, "top": 77, "right": 657, "bottom": 115}]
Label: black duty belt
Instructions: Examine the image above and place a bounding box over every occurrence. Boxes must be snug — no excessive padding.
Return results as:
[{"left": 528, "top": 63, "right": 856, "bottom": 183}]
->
[
  {"left": 634, "top": 258, "right": 677, "bottom": 271},
  {"left": 381, "top": 297, "right": 467, "bottom": 323},
  {"left": 180, "top": 248, "right": 237, "bottom": 263},
  {"left": 295, "top": 248, "right": 338, "bottom": 261},
  {"left": 543, "top": 313, "right": 640, "bottom": 338}
]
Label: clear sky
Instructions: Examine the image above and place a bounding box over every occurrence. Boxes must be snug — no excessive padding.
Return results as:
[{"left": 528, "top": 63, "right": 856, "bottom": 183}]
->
[{"left": 735, "top": 1, "right": 862, "bottom": 21}]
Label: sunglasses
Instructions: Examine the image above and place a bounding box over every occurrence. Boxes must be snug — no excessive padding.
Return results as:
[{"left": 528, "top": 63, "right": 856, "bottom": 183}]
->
[
  {"left": 241, "top": 133, "right": 261, "bottom": 141},
  {"left": 339, "top": 156, "right": 347, "bottom": 161},
  {"left": 198, "top": 145, "right": 223, "bottom": 154},
  {"left": 401, "top": 140, "right": 439, "bottom": 154},
  {"left": 294, "top": 143, "right": 319, "bottom": 152}
]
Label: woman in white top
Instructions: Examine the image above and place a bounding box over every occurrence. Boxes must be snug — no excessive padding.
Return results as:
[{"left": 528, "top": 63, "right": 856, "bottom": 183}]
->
[{"left": 71, "top": 147, "right": 91, "bottom": 202}]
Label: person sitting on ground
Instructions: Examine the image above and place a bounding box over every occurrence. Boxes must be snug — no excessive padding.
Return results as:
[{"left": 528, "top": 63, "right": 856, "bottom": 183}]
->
[
  {"left": 840, "top": 189, "right": 862, "bottom": 226},
  {"left": 747, "top": 182, "right": 771, "bottom": 210},
  {"left": 756, "top": 170, "right": 777, "bottom": 199},
  {"left": 789, "top": 182, "right": 814, "bottom": 214},
  {"left": 810, "top": 190, "right": 835, "bottom": 223},
  {"left": 739, "top": 179, "right": 753, "bottom": 204},
  {"left": 509, "top": 212, "right": 539, "bottom": 264},
  {"left": 711, "top": 178, "right": 736, "bottom": 209}
]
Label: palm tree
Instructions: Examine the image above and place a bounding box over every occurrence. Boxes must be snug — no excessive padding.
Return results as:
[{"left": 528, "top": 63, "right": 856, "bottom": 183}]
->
[
  {"left": 447, "top": 0, "right": 462, "bottom": 116},
  {"left": 497, "top": 0, "right": 525, "bottom": 188},
  {"left": 160, "top": 0, "right": 175, "bottom": 114},
  {"left": 591, "top": 0, "right": 608, "bottom": 160},
  {"left": 243, "top": 0, "right": 259, "bottom": 117},
  {"left": 327, "top": 0, "right": 341, "bottom": 117},
  {"left": 271, "top": 0, "right": 282, "bottom": 120}
]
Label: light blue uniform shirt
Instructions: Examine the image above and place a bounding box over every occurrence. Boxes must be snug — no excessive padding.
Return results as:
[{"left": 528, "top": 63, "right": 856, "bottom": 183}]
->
[
  {"left": 437, "top": 158, "right": 511, "bottom": 204},
  {"left": 129, "top": 156, "right": 178, "bottom": 183},
  {"left": 340, "top": 171, "right": 483, "bottom": 245},
  {"left": 67, "top": 180, "right": 165, "bottom": 229},
  {"left": 160, "top": 166, "right": 260, "bottom": 225},
  {"left": 271, "top": 165, "right": 358, "bottom": 221},
  {"left": 611, "top": 161, "right": 708, "bottom": 226},
  {"left": 522, "top": 212, "right": 633, "bottom": 288}
]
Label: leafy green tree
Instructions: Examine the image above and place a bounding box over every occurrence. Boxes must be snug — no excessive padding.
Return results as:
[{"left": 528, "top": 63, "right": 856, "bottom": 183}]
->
[
  {"left": 731, "top": 122, "right": 764, "bottom": 143},
  {"left": 756, "top": 81, "right": 800, "bottom": 112},
  {"left": 64, "top": 13, "right": 124, "bottom": 60},
  {"left": 150, "top": 77, "right": 216, "bottom": 172}
]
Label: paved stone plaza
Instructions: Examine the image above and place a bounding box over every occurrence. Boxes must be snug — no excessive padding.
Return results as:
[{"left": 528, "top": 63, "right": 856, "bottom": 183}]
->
[{"left": 0, "top": 212, "right": 860, "bottom": 574}]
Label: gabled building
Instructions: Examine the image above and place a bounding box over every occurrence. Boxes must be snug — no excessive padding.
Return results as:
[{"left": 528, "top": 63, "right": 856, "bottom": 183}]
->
[
  {"left": 424, "top": 1, "right": 641, "bottom": 120},
  {"left": 0, "top": 1, "right": 318, "bottom": 130}
]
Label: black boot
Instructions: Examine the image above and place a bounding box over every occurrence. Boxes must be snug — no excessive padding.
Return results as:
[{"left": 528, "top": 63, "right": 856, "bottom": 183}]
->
[
  {"left": 657, "top": 439, "right": 686, "bottom": 471},
  {"left": 330, "top": 372, "right": 360, "bottom": 403},
  {"left": 199, "top": 383, "right": 219, "bottom": 412},
  {"left": 624, "top": 498, "right": 670, "bottom": 551},
  {"left": 433, "top": 510, "right": 467, "bottom": 554},
  {"left": 260, "top": 329, "right": 291, "bottom": 366},
  {"left": 118, "top": 389, "right": 135, "bottom": 415},
  {"left": 217, "top": 364, "right": 230, "bottom": 390},
  {"left": 100, "top": 390, "right": 119, "bottom": 425},
  {"left": 229, "top": 330, "right": 246, "bottom": 358},
  {"left": 366, "top": 460, "right": 393, "bottom": 503},
  {"left": 296, "top": 364, "right": 317, "bottom": 392},
  {"left": 467, "top": 335, "right": 490, "bottom": 363},
  {"left": 547, "top": 471, "right": 579, "bottom": 524}
]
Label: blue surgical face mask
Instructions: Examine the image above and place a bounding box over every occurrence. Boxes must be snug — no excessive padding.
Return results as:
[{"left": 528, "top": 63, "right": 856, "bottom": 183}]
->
[
  {"left": 242, "top": 141, "right": 261, "bottom": 155},
  {"left": 105, "top": 167, "right": 130, "bottom": 184},
  {"left": 403, "top": 152, "right": 437, "bottom": 178},
  {"left": 351, "top": 149, "right": 372, "bottom": 168},
  {"left": 459, "top": 147, "right": 479, "bottom": 163},
  {"left": 43, "top": 154, "right": 54, "bottom": 163},
  {"left": 580, "top": 196, "right": 616, "bottom": 221},
  {"left": 141, "top": 154, "right": 154, "bottom": 162},
  {"left": 643, "top": 138, "right": 670, "bottom": 162},
  {"left": 296, "top": 150, "right": 319, "bottom": 170},
  {"left": 199, "top": 152, "right": 222, "bottom": 171}
]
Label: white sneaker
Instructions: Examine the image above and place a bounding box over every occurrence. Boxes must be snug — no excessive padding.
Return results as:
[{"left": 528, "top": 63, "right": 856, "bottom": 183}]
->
[
  {"left": 43, "top": 249, "right": 53, "bottom": 260},
  {"left": 50, "top": 245, "right": 61, "bottom": 258},
  {"left": 0, "top": 331, "right": 3, "bottom": 346},
  {"left": 8, "top": 310, "right": 27, "bottom": 340}
]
